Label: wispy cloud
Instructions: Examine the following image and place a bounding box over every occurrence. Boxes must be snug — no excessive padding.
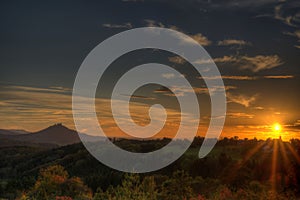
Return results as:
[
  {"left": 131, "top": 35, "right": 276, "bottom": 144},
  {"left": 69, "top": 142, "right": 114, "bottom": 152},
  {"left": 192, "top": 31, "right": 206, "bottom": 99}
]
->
[
  {"left": 228, "top": 112, "right": 255, "bottom": 119},
  {"left": 241, "top": 55, "right": 283, "bottom": 72},
  {"left": 193, "top": 58, "right": 213, "bottom": 65},
  {"left": 154, "top": 85, "right": 236, "bottom": 97},
  {"left": 284, "top": 30, "right": 300, "bottom": 48},
  {"left": 102, "top": 23, "right": 133, "bottom": 29},
  {"left": 264, "top": 75, "right": 294, "bottom": 79},
  {"left": 222, "top": 75, "right": 257, "bottom": 80},
  {"left": 255, "top": 2, "right": 300, "bottom": 27},
  {"left": 154, "top": 86, "right": 201, "bottom": 97},
  {"left": 1, "top": 85, "right": 72, "bottom": 94},
  {"left": 198, "top": 75, "right": 294, "bottom": 80},
  {"left": 144, "top": 19, "right": 165, "bottom": 28},
  {"left": 274, "top": 5, "right": 298, "bottom": 27},
  {"left": 253, "top": 106, "right": 264, "bottom": 110},
  {"left": 168, "top": 56, "right": 186, "bottom": 64},
  {"left": 218, "top": 39, "right": 251, "bottom": 46},
  {"left": 0, "top": 85, "right": 73, "bottom": 131},
  {"left": 198, "top": 75, "right": 256, "bottom": 80},
  {"left": 214, "top": 55, "right": 283, "bottom": 72},
  {"left": 214, "top": 56, "right": 238, "bottom": 63},
  {"left": 227, "top": 92, "right": 258, "bottom": 107},
  {"left": 283, "top": 30, "right": 300, "bottom": 38},
  {"left": 187, "top": 33, "right": 212, "bottom": 46},
  {"left": 144, "top": 19, "right": 212, "bottom": 46},
  {"left": 161, "top": 73, "right": 176, "bottom": 79},
  {"left": 122, "top": 94, "right": 156, "bottom": 100},
  {"left": 0, "top": 85, "right": 186, "bottom": 138},
  {"left": 154, "top": 86, "right": 208, "bottom": 97}
]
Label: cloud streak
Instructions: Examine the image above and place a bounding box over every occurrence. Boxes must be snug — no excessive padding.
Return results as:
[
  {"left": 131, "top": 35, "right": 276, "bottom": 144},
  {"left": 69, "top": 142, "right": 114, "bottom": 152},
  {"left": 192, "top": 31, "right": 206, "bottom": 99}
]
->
[
  {"left": 144, "top": 19, "right": 212, "bottom": 46},
  {"left": 284, "top": 30, "right": 300, "bottom": 48},
  {"left": 198, "top": 75, "right": 258, "bottom": 80},
  {"left": 218, "top": 39, "right": 251, "bottom": 46},
  {"left": 154, "top": 85, "right": 236, "bottom": 97},
  {"left": 274, "top": 5, "right": 298, "bottom": 27},
  {"left": 214, "top": 55, "right": 283, "bottom": 72},
  {"left": 227, "top": 92, "right": 258, "bottom": 107},
  {"left": 161, "top": 73, "right": 176, "bottom": 79},
  {"left": 241, "top": 55, "right": 283, "bottom": 72},
  {"left": 168, "top": 56, "right": 186, "bottom": 64},
  {"left": 228, "top": 112, "right": 255, "bottom": 119},
  {"left": 198, "top": 75, "right": 293, "bottom": 81},
  {"left": 187, "top": 33, "right": 212, "bottom": 46},
  {"left": 263, "top": 75, "right": 294, "bottom": 79}
]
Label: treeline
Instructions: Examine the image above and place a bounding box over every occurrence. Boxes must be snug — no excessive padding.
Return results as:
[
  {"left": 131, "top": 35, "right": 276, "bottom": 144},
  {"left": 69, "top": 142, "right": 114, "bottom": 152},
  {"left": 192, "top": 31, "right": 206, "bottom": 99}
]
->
[
  {"left": 0, "top": 137, "right": 300, "bottom": 199},
  {"left": 16, "top": 165, "right": 296, "bottom": 200}
]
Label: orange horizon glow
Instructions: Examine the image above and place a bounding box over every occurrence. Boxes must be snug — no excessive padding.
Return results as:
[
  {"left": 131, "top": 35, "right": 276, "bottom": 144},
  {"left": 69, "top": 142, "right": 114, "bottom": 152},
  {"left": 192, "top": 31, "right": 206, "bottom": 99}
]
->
[
  {"left": 0, "top": 85, "right": 299, "bottom": 141},
  {"left": 1, "top": 121, "right": 298, "bottom": 142}
]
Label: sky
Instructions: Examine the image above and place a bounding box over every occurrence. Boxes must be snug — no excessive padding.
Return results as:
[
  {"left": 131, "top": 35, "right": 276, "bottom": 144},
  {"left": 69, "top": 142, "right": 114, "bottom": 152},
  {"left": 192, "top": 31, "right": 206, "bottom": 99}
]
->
[{"left": 0, "top": 0, "right": 299, "bottom": 141}]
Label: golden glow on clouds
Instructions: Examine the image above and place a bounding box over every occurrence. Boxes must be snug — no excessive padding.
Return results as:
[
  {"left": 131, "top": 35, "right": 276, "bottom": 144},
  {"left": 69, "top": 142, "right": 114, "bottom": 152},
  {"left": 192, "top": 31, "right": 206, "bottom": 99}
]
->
[
  {"left": 144, "top": 19, "right": 212, "bottom": 46},
  {"left": 217, "top": 39, "right": 251, "bottom": 46},
  {"left": 195, "top": 54, "right": 284, "bottom": 72},
  {"left": 227, "top": 93, "right": 258, "bottom": 107},
  {"left": 0, "top": 85, "right": 299, "bottom": 140}
]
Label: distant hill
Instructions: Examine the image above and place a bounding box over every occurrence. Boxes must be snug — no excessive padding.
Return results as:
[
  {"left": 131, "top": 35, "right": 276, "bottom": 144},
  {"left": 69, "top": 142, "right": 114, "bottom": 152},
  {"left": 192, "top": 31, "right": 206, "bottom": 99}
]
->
[
  {"left": 0, "top": 124, "right": 104, "bottom": 147},
  {"left": 13, "top": 123, "right": 81, "bottom": 145},
  {"left": 0, "top": 129, "right": 28, "bottom": 136},
  {"left": 9, "top": 129, "right": 29, "bottom": 135}
]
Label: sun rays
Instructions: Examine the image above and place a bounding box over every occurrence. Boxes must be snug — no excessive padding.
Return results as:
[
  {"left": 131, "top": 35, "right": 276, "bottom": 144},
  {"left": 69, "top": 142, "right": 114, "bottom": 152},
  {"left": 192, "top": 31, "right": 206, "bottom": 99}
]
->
[
  {"left": 270, "top": 139, "right": 278, "bottom": 192},
  {"left": 269, "top": 138, "right": 300, "bottom": 193},
  {"left": 223, "top": 136, "right": 300, "bottom": 194}
]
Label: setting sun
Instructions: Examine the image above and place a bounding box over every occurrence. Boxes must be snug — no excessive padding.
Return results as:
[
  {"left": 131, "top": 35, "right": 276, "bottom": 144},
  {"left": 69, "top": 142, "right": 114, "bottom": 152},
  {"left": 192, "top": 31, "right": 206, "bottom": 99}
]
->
[{"left": 272, "top": 123, "right": 282, "bottom": 132}]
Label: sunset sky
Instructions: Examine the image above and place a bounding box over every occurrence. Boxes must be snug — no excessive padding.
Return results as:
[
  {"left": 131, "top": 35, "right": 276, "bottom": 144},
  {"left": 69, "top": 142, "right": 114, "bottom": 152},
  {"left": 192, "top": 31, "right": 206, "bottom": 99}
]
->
[{"left": 0, "top": 0, "right": 299, "bottom": 141}]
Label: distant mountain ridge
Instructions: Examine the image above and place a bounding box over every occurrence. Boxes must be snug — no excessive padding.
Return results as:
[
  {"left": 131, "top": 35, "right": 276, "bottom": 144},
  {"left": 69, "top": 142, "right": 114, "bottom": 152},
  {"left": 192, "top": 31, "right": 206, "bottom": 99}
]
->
[
  {"left": 0, "top": 123, "right": 104, "bottom": 147},
  {"left": 0, "top": 129, "right": 28, "bottom": 135}
]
